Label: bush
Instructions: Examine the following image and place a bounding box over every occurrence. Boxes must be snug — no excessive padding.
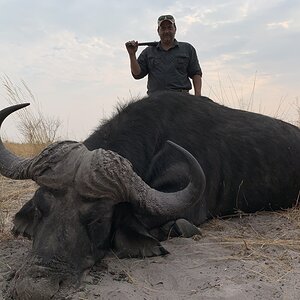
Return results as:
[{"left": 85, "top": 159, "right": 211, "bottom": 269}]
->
[{"left": 2, "top": 76, "right": 61, "bottom": 144}]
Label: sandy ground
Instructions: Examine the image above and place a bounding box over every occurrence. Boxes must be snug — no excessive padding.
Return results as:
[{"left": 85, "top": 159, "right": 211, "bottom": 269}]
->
[{"left": 1, "top": 209, "right": 300, "bottom": 300}]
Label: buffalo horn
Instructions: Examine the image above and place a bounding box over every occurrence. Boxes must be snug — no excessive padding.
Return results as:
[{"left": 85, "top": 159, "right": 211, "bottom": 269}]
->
[
  {"left": 127, "top": 140, "right": 206, "bottom": 217},
  {"left": 0, "top": 104, "right": 35, "bottom": 180}
]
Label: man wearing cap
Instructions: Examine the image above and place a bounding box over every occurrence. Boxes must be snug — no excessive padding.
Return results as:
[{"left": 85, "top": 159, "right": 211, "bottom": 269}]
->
[{"left": 125, "top": 15, "right": 202, "bottom": 96}]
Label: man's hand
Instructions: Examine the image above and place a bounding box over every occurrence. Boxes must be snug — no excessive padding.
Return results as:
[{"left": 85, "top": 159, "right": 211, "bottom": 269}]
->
[
  {"left": 125, "top": 40, "right": 139, "bottom": 56},
  {"left": 125, "top": 40, "right": 141, "bottom": 76}
]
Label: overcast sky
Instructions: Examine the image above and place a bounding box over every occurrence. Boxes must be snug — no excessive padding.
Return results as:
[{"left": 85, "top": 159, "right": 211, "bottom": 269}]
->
[{"left": 0, "top": 0, "right": 299, "bottom": 141}]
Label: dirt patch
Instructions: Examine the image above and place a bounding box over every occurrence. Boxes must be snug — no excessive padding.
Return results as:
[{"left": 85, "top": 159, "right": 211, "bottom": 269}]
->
[{"left": 1, "top": 176, "right": 300, "bottom": 299}]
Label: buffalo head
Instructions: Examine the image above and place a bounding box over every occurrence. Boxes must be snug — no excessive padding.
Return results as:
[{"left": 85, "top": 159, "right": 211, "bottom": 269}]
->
[{"left": 0, "top": 104, "right": 206, "bottom": 299}]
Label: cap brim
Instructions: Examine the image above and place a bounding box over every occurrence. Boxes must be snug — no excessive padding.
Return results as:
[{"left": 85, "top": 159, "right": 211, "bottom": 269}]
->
[{"left": 158, "top": 20, "right": 175, "bottom": 26}]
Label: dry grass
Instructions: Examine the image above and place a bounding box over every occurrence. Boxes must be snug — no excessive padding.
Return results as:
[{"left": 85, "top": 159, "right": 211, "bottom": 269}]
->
[
  {"left": 202, "top": 208, "right": 300, "bottom": 251},
  {"left": 4, "top": 142, "right": 47, "bottom": 157},
  {"left": 204, "top": 74, "right": 300, "bottom": 128},
  {"left": 2, "top": 76, "right": 62, "bottom": 144},
  {"left": 0, "top": 176, "right": 37, "bottom": 239},
  {"left": 199, "top": 207, "right": 300, "bottom": 282}
]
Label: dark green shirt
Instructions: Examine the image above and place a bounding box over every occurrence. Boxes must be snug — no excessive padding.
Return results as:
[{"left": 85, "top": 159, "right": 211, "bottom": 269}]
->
[{"left": 133, "top": 40, "right": 202, "bottom": 95}]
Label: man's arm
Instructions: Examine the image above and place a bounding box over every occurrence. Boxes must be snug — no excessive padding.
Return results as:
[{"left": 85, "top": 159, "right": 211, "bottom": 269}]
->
[
  {"left": 192, "top": 74, "right": 202, "bottom": 96},
  {"left": 125, "top": 41, "right": 141, "bottom": 76},
  {"left": 129, "top": 54, "right": 141, "bottom": 76}
]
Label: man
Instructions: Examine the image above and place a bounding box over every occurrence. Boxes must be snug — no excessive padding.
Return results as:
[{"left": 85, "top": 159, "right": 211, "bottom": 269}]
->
[{"left": 125, "top": 15, "right": 202, "bottom": 96}]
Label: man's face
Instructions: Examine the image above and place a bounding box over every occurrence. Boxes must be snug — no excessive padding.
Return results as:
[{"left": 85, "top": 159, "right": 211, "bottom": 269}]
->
[{"left": 158, "top": 20, "right": 176, "bottom": 44}]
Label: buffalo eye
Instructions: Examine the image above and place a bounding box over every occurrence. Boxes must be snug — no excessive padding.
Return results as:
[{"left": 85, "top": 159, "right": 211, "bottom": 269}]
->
[{"left": 34, "top": 207, "right": 42, "bottom": 220}]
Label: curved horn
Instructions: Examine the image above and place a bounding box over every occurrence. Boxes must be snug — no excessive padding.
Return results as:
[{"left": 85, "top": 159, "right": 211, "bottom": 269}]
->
[
  {"left": 0, "top": 104, "right": 35, "bottom": 180},
  {"left": 129, "top": 140, "right": 206, "bottom": 217}
]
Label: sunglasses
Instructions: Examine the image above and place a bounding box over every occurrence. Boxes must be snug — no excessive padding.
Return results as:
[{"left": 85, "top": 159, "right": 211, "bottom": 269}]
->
[{"left": 158, "top": 15, "right": 174, "bottom": 22}]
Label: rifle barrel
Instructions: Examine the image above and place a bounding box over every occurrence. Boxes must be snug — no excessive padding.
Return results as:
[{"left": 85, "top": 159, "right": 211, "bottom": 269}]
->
[{"left": 138, "top": 42, "right": 159, "bottom": 46}]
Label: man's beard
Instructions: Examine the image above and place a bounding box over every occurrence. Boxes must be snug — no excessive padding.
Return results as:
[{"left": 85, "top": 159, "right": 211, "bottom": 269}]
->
[{"left": 161, "top": 34, "right": 174, "bottom": 43}]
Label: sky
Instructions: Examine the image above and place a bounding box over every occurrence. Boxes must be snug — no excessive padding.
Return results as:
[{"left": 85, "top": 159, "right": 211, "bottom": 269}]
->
[{"left": 0, "top": 0, "right": 299, "bottom": 141}]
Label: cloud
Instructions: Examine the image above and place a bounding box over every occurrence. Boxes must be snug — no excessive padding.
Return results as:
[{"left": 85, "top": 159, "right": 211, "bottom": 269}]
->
[
  {"left": 0, "top": 29, "right": 119, "bottom": 83},
  {"left": 267, "top": 21, "right": 292, "bottom": 29}
]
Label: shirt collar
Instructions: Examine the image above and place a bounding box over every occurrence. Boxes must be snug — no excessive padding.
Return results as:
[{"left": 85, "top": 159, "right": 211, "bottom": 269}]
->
[{"left": 157, "top": 39, "right": 179, "bottom": 50}]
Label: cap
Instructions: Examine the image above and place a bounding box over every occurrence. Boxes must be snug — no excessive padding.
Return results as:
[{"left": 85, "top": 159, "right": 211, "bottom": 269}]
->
[{"left": 158, "top": 15, "right": 175, "bottom": 26}]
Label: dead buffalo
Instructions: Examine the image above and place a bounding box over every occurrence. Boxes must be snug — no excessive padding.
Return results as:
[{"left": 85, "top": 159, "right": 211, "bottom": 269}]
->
[{"left": 1, "top": 91, "right": 299, "bottom": 299}]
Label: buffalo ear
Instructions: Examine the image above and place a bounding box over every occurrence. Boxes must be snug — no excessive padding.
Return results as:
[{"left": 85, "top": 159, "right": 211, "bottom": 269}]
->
[
  {"left": 12, "top": 199, "right": 35, "bottom": 239},
  {"left": 111, "top": 203, "right": 169, "bottom": 258}
]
